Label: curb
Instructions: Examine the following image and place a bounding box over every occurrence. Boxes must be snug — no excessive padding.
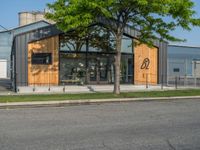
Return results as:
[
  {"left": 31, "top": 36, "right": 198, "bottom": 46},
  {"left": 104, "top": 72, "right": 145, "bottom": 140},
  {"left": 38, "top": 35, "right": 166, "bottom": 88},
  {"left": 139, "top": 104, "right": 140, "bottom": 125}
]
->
[{"left": 0, "top": 96, "right": 200, "bottom": 109}]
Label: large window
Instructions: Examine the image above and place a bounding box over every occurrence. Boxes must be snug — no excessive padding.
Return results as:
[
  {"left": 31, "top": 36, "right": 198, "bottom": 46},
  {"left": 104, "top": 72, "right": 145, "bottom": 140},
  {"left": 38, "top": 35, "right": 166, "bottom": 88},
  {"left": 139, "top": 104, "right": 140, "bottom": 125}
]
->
[
  {"left": 59, "top": 24, "right": 134, "bottom": 85},
  {"left": 60, "top": 53, "right": 86, "bottom": 84},
  {"left": 88, "top": 26, "right": 115, "bottom": 52},
  {"left": 121, "top": 35, "right": 133, "bottom": 54},
  {"left": 32, "top": 53, "right": 52, "bottom": 65},
  {"left": 59, "top": 25, "right": 133, "bottom": 54},
  {"left": 60, "top": 32, "right": 86, "bottom": 52}
]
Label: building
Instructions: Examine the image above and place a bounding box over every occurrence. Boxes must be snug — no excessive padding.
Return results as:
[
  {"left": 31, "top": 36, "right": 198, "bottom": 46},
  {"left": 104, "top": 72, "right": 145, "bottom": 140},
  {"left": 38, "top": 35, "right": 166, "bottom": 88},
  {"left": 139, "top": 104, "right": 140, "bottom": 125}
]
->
[
  {"left": 11, "top": 22, "right": 167, "bottom": 92},
  {"left": 168, "top": 45, "right": 200, "bottom": 77},
  {"left": 168, "top": 45, "right": 200, "bottom": 86},
  {"left": 0, "top": 21, "right": 50, "bottom": 79}
]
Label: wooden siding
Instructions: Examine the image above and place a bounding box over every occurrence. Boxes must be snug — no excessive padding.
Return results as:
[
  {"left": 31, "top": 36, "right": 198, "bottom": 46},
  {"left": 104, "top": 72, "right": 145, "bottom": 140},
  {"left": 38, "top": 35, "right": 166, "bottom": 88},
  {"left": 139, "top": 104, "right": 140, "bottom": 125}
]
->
[
  {"left": 28, "top": 36, "right": 59, "bottom": 86},
  {"left": 134, "top": 42, "right": 158, "bottom": 85}
]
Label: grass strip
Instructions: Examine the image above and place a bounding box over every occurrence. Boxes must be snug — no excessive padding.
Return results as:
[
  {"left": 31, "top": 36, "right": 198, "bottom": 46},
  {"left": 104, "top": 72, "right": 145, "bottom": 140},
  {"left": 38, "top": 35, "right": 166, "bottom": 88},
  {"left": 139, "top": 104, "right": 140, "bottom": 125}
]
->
[{"left": 0, "top": 89, "right": 200, "bottom": 103}]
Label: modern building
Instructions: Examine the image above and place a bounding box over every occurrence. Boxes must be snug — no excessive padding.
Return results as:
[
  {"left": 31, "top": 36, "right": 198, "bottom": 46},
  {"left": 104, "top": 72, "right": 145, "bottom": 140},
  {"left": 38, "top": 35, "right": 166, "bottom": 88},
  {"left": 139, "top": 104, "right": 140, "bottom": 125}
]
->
[
  {"left": 168, "top": 45, "right": 200, "bottom": 86},
  {"left": 168, "top": 45, "right": 200, "bottom": 77},
  {"left": 0, "top": 21, "right": 50, "bottom": 79},
  {"left": 11, "top": 22, "right": 168, "bottom": 92}
]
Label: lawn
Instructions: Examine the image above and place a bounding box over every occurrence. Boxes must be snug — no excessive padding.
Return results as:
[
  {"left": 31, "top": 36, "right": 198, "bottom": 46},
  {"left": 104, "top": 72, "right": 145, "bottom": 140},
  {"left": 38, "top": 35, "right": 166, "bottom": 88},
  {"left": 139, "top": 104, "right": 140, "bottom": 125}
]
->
[{"left": 0, "top": 89, "right": 200, "bottom": 103}]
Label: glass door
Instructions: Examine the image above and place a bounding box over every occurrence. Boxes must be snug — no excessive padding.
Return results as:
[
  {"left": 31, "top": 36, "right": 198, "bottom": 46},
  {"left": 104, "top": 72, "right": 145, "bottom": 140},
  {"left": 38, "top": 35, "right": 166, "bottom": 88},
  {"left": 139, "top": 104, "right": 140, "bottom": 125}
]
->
[
  {"left": 88, "top": 58, "right": 97, "bottom": 82},
  {"left": 99, "top": 57, "right": 108, "bottom": 82},
  {"left": 88, "top": 57, "right": 109, "bottom": 84},
  {"left": 121, "top": 55, "right": 133, "bottom": 84}
]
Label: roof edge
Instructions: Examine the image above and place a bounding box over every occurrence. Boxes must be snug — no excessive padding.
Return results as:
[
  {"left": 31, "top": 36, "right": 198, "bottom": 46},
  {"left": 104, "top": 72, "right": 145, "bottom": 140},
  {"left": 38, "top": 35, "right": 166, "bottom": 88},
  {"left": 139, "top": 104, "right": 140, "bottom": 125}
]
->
[
  {"left": 168, "top": 44, "right": 200, "bottom": 49},
  {"left": 0, "top": 20, "right": 51, "bottom": 33}
]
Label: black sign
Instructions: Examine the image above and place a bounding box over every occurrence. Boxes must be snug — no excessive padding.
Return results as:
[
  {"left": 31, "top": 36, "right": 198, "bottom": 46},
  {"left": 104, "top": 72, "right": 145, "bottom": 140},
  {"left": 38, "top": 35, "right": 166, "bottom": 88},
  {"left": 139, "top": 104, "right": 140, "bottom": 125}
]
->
[{"left": 141, "top": 58, "right": 150, "bottom": 69}]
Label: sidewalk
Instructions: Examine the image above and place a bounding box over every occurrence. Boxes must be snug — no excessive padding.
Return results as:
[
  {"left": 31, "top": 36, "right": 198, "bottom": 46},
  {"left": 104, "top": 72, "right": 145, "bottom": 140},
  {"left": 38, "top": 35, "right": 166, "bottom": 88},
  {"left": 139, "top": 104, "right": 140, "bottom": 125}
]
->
[
  {"left": 14, "top": 85, "right": 175, "bottom": 95},
  {"left": 0, "top": 96, "right": 200, "bottom": 109}
]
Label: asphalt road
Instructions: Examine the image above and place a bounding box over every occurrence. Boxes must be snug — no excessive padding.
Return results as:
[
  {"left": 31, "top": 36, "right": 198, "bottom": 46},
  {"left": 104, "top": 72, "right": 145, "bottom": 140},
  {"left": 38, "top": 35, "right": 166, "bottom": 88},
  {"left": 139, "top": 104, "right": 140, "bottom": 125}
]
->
[{"left": 0, "top": 99, "right": 200, "bottom": 150}]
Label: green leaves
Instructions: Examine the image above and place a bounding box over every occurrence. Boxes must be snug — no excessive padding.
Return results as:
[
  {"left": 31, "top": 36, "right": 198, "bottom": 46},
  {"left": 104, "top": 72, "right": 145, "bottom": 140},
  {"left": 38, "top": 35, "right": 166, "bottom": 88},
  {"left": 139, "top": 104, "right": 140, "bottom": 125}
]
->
[{"left": 46, "top": 0, "right": 200, "bottom": 44}]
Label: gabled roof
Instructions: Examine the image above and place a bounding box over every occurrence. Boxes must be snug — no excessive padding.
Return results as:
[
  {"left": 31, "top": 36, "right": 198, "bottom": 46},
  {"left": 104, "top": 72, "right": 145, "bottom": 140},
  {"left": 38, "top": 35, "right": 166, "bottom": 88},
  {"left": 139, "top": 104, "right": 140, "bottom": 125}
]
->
[
  {"left": 12, "top": 18, "right": 167, "bottom": 50},
  {"left": 0, "top": 20, "right": 51, "bottom": 34},
  {"left": 168, "top": 44, "right": 200, "bottom": 49}
]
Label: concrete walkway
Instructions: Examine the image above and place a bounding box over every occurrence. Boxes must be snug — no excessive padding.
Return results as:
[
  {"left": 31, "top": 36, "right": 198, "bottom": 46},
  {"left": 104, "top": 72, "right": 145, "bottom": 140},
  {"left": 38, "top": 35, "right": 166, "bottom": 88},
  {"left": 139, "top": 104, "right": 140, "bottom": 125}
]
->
[
  {"left": 1, "top": 84, "right": 199, "bottom": 95},
  {"left": 16, "top": 84, "right": 175, "bottom": 94}
]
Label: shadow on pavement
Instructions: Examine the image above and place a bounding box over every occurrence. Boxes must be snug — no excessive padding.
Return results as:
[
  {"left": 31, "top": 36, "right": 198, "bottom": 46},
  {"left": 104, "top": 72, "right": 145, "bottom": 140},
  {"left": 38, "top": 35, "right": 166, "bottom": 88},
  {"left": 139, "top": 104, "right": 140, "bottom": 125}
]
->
[{"left": 0, "top": 79, "right": 12, "bottom": 92}]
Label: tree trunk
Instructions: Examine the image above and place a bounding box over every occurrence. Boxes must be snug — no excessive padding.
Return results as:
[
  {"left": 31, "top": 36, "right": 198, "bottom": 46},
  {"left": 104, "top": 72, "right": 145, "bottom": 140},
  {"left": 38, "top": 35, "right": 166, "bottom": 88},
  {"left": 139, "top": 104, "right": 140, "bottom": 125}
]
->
[{"left": 114, "top": 33, "right": 122, "bottom": 94}]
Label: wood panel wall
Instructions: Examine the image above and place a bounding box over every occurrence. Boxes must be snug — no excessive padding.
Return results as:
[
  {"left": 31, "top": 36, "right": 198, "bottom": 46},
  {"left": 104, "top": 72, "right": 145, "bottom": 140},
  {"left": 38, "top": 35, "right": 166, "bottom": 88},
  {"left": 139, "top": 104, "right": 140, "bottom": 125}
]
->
[
  {"left": 28, "top": 36, "right": 59, "bottom": 86},
  {"left": 134, "top": 42, "right": 158, "bottom": 85}
]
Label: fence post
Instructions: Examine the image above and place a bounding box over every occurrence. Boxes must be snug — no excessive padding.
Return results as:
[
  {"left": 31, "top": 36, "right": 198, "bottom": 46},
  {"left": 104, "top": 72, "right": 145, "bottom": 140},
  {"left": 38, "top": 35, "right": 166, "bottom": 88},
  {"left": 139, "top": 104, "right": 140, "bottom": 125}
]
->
[
  {"left": 184, "top": 75, "right": 186, "bottom": 87},
  {"left": 15, "top": 73, "right": 17, "bottom": 92},
  {"left": 33, "top": 73, "right": 35, "bottom": 92},
  {"left": 48, "top": 68, "right": 51, "bottom": 91},
  {"left": 161, "top": 74, "right": 164, "bottom": 90},
  {"left": 195, "top": 76, "right": 197, "bottom": 88},
  {"left": 63, "top": 82, "right": 65, "bottom": 93},
  {"left": 175, "top": 76, "right": 178, "bottom": 89},
  {"left": 146, "top": 73, "right": 148, "bottom": 89}
]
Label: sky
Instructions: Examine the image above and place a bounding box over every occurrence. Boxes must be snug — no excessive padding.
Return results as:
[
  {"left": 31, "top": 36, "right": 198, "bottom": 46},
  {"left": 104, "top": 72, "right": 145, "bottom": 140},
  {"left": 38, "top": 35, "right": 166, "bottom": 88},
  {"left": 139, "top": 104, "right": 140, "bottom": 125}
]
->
[{"left": 0, "top": 0, "right": 200, "bottom": 46}]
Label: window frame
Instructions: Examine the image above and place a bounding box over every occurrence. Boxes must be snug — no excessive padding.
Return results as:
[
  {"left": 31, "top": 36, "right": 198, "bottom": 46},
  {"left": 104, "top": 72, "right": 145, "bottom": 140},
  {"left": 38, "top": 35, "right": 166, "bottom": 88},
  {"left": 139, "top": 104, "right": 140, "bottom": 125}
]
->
[{"left": 31, "top": 53, "right": 52, "bottom": 65}]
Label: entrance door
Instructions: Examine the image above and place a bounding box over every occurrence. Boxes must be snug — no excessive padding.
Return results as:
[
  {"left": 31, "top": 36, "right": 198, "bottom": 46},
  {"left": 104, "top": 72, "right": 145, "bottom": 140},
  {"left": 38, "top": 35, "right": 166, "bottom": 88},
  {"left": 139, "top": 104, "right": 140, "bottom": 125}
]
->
[
  {"left": 88, "top": 57, "right": 109, "bottom": 84},
  {"left": 121, "top": 55, "right": 133, "bottom": 83},
  {"left": 0, "top": 59, "right": 7, "bottom": 79}
]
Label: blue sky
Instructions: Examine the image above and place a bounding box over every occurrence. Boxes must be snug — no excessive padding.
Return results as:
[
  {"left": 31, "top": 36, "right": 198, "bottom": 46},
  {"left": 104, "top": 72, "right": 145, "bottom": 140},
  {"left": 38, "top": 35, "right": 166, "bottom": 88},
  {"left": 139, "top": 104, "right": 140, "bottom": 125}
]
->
[{"left": 0, "top": 0, "right": 200, "bottom": 46}]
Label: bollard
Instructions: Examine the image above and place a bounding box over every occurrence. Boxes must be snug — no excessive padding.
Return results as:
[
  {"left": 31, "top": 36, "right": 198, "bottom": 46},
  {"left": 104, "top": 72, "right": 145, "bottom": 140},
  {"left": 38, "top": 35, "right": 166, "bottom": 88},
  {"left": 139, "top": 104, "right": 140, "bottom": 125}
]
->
[
  {"left": 161, "top": 74, "right": 164, "bottom": 90},
  {"left": 146, "top": 73, "right": 148, "bottom": 89},
  {"left": 175, "top": 76, "right": 178, "bottom": 89},
  {"left": 63, "top": 83, "right": 65, "bottom": 93},
  {"left": 33, "top": 74, "right": 35, "bottom": 92}
]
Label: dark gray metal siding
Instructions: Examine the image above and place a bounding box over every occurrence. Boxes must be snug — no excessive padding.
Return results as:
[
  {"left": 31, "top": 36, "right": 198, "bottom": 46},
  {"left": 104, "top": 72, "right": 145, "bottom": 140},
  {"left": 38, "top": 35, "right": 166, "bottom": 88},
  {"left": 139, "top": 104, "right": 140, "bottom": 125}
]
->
[{"left": 158, "top": 41, "right": 168, "bottom": 84}]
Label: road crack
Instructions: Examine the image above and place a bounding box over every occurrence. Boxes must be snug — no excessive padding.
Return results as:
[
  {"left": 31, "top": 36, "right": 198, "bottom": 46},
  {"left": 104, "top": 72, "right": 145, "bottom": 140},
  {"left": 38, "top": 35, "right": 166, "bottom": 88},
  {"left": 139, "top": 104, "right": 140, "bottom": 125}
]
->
[{"left": 166, "top": 139, "right": 176, "bottom": 150}]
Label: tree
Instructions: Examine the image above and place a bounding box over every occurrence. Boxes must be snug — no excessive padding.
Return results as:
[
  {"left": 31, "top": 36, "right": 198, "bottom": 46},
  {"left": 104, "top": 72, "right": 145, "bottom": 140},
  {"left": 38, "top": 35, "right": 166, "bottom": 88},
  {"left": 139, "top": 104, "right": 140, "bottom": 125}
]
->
[{"left": 46, "top": 0, "right": 200, "bottom": 94}]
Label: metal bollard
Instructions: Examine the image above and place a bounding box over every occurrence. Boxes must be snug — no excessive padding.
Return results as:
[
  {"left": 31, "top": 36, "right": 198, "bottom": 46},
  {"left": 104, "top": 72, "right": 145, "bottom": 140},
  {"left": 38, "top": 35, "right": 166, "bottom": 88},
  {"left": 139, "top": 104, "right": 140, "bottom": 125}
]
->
[
  {"left": 161, "top": 74, "right": 164, "bottom": 90},
  {"left": 63, "top": 83, "right": 65, "bottom": 93},
  {"left": 175, "top": 76, "right": 178, "bottom": 89},
  {"left": 146, "top": 73, "right": 148, "bottom": 89}
]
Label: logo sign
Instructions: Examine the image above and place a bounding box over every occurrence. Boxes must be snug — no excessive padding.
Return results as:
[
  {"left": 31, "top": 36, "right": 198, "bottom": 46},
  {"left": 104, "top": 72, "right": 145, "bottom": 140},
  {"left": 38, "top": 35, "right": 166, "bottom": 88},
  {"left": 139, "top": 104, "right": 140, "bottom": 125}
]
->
[{"left": 141, "top": 58, "right": 150, "bottom": 69}]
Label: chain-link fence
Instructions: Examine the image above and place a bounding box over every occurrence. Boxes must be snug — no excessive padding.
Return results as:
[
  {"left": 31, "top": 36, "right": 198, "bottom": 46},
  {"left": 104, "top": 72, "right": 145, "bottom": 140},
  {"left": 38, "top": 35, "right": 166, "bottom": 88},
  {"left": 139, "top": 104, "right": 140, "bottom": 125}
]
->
[{"left": 167, "top": 75, "right": 200, "bottom": 89}]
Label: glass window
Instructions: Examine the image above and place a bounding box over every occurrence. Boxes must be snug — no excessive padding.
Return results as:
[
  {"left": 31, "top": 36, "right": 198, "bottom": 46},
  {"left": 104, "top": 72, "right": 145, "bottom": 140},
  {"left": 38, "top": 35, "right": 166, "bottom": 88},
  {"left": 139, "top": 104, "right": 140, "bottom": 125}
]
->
[
  {"left": 173, "top": 68, "right": 180, "bottom": 72},
  {"left": 59, "top": 25, "right": 133, "bottom": 54},
  {"left": 60, "top": 53, "right": 86, "bottom": 84},
  {"left": 60, "top": 34, "right": 86, "bottom": 52},
  {"left": 32, "top": 53, "right": 52, "bottom": 65},
  {"left": 121, "top": 55, "right": 133, "bottom": 83},
  {"left": 88, "top": 26, "right": 115, "bottom": 52},
  {"left": 121, "top": 35, "right": 133, "bottom": 54}
]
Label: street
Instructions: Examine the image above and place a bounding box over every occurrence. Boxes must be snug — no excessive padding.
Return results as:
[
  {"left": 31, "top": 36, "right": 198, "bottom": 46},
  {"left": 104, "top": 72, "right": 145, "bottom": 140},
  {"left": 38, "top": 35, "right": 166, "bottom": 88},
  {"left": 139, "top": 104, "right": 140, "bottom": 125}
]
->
[{"left": 0, "top": 99, "right": 200, "bottom": 150}]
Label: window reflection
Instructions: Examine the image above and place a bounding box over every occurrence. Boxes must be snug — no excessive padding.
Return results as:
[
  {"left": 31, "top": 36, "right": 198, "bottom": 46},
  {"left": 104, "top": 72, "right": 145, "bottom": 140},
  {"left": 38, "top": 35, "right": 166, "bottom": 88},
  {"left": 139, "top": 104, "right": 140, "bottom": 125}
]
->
[
  {"left": 60, "top": 32, "right": 86, "bottom": 52},
  {"left": 59, "top": 24, "right": 134, "bottom": 85}
]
